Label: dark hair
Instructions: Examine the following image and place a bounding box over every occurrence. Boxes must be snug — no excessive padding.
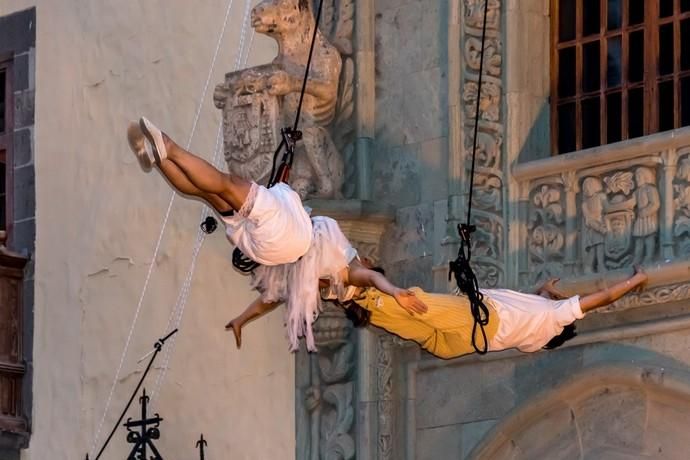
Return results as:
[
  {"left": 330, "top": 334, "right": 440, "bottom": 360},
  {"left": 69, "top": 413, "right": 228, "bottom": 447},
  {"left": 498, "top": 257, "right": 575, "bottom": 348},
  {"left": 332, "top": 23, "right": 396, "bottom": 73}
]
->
[
  {"left": 342, "top": 265, "right": 384, "bottom": 328},
  {"left": 543, "top": 323, "right": 577, "bottom": 349},
  {"left": 370, "top": 266, "right": 385, "bottom": 275},
  {"left": 343, "top": 300, "right": 371, "bottom": 328}
]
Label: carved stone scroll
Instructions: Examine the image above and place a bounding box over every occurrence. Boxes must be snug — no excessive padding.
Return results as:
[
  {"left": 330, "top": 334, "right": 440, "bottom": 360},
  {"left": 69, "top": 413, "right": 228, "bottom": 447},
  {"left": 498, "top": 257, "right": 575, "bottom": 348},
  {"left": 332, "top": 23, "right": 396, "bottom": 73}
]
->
[{"left": 461, "top": 0, "right": 505, "bottom": 288}]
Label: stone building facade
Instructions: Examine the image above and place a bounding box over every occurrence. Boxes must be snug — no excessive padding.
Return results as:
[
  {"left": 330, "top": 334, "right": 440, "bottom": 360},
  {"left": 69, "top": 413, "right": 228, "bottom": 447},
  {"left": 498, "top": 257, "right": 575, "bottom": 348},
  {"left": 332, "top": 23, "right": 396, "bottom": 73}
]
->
[
  {"left": 2, "top": 0, "right": 690, "bottom": 458},
  {"left": 293, "top": 0, "right": 690, "bottom": 458}
]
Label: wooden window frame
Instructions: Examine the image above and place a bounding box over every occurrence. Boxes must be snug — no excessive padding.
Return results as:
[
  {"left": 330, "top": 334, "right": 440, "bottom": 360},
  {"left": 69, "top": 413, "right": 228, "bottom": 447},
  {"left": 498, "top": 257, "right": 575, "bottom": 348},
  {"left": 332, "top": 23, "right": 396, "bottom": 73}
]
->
[
  {"left": 551, "top": 0, "right": 690, "bottom": 154},
  {"left": 0, "top": 57, "right": 13, "bottom": 239}
]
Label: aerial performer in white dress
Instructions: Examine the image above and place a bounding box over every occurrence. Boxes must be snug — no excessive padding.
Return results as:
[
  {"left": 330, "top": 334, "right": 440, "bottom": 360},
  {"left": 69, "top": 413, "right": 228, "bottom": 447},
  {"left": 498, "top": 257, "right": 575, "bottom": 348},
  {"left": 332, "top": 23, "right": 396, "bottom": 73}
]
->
[{"left": 128, "top": 118, "right": 648, "bottom": 357}]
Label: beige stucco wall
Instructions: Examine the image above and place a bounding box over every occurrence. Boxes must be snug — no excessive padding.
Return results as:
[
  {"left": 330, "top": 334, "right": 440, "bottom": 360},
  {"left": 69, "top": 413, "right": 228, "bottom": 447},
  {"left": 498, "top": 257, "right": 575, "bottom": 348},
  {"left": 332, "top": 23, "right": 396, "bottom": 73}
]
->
[{"left": 0, "top": 1, "right": 295, "bottom": 459}]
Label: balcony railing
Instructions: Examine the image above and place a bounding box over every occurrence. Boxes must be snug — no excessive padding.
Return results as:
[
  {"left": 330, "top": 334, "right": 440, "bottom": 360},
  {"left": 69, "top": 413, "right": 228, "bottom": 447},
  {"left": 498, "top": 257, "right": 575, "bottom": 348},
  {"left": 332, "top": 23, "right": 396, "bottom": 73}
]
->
[{"left": 513, "top": 127, "right": 690, "bottom": 290}]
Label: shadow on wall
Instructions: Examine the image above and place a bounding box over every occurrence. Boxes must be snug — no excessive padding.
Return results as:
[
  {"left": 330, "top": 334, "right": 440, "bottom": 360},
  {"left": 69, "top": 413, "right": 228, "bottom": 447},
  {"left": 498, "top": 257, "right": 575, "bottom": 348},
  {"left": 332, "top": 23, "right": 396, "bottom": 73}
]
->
[{"left": 515, "top": 102, "right": 552, "bottom": 164}]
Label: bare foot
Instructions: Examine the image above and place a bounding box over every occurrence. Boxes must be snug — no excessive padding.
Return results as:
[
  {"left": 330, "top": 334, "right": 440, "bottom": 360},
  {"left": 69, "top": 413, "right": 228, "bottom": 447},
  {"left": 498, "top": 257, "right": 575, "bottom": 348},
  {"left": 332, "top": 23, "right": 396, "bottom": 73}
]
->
[{"left": 225, "top": 318, "right": 243, "bottom": 349}]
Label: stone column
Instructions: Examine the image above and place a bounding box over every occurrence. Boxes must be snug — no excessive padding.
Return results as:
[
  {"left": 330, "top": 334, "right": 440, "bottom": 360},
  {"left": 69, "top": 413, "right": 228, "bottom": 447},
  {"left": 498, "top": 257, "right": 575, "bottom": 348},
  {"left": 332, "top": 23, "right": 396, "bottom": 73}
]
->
[
  {"left": 439, "top": 0, "right": 465, "bottom": 292},
  {"left": 355, "top": 0, "right": 376, "bottom": 200},
  {"left": 300, "top": 199, "right": 394, "bottom": 459},
  {"left": 563, "top": 171, "right": 580, "bottom": 275},
  {"left": 661, "top": 148, "right": 678, "bottom": 259}
]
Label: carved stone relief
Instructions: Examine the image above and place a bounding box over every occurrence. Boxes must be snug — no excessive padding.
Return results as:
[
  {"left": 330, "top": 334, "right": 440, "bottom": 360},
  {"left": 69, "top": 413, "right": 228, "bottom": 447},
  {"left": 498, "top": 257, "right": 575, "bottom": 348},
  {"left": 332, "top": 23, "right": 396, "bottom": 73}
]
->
[
  {"left": 674, "top": 154, "right": 690, "bottom": 256},
  {"left": 376, "top": 334, "right": 394, "bottom": 460},
  {"left": 607, "top": 282, "right": 690, "bottom": 311},
  {"left": 214, "top": 0, "right": 356, "bottom": 199},
  {"left": 305, "top": 303, "right": 356, "bottom": 460},
  {"left": 527, "top": 183, "right": 566, "bottom": 282},
  {"left": 462, "top": 0, "right": 505, "bottom": 288},
  {"left": 527, "top": 165, "right": 663, "bottom": 281},
  {"left": 580, "top": 167, "right": 661, "bottom": 273}
]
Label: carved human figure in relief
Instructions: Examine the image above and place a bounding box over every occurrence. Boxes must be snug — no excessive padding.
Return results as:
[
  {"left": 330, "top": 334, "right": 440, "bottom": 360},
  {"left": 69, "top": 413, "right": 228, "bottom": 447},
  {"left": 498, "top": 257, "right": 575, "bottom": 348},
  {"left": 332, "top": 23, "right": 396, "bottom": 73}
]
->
[
  {"left": 215, "top": 0, "right": 344, "bottom": 198},
  {"left": 632, "top": 167, "right": 660, "bottom": 264},
  {"left": 581, "top": 177, "right": 608, "bottom": 273}
]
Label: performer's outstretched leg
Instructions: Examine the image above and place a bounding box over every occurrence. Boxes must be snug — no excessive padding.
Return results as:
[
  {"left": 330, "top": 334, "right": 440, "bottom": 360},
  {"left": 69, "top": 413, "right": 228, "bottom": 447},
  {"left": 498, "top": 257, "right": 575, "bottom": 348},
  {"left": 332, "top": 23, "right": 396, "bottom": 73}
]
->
[
  {"left": 157, "top": 159, "right": 234, "bottom": 213},
  {"left": 579, "top": 266, "right": 648, "bottom": 313},
  {"left": 161, "top": 133, "right": 251, "bottom": 211},
  {"left": 130, "top": 117, "right": 252, "bottom": 211},
  {"left": 128, "top": 121, "right": 234, "bottom": 213}
]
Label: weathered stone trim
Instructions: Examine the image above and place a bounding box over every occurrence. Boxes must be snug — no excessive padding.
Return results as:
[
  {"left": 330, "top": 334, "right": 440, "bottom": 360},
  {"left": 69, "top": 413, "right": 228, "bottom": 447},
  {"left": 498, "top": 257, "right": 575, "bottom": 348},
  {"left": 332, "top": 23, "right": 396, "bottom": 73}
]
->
[
  {"left": 0, "top": 7, "right": 35, "bottom": 451},
  {"left": 467, "top": 363, "right": 690, "bottom": 459}
]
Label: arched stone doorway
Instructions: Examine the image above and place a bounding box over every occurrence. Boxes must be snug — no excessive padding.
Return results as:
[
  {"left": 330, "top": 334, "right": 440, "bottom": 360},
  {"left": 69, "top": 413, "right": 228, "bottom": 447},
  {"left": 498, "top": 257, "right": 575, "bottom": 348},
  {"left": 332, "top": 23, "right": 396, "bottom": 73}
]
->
[{"left": 468, "top": 363, "right": 690, "bottom": 459}]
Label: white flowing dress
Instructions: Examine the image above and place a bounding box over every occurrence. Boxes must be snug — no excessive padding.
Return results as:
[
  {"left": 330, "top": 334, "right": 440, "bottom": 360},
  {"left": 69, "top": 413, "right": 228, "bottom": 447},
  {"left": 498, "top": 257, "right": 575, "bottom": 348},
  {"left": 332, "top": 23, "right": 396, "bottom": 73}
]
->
[
  {"left": 221, "top": 182, "right": 313, "bottom": 266},
  {"left": 251, "top": 216, "right": 357, "bottom": 352}
]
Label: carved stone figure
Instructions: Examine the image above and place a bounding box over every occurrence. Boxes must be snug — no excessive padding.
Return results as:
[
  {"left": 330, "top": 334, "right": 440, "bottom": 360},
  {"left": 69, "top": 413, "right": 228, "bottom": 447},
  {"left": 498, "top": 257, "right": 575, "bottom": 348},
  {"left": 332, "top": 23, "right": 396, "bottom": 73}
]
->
[
  {"left": 632, "top": 167, "right": 660, "bottom": 264},
  {"left": 601, "top": 171, "right": 636, "bottom": 269},
  {"left": 214, "top": 0, "right": 348, "bottom": 198},
  {"left": 581, "top": 177, "right": 608, "bottom": 273},
  {"left": 674, "top": 157, "right": 690, "bottom": 256}
]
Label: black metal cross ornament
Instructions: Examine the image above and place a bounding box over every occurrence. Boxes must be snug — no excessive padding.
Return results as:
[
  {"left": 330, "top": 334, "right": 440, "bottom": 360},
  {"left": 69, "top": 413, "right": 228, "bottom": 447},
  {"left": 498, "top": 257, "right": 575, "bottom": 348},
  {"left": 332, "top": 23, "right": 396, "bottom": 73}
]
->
[
  {"left": 196, "top": 434, "right": 208, "bottom": 460},
  {"left": 124, "top": 389, "right": 164, "bottom": 460}
]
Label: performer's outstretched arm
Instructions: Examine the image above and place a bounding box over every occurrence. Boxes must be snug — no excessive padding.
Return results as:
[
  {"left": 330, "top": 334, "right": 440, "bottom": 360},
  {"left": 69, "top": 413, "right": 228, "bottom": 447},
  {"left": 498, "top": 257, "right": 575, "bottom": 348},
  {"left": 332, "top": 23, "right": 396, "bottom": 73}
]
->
[
  {"left": 225, "top": 297, "right": 282, "bottom": 348},
  {"left": 579, "top": 266, "right": 648, "bottom": 313},
  {"left": 347, "top": 262, "right": 428, "bottom": 315}
]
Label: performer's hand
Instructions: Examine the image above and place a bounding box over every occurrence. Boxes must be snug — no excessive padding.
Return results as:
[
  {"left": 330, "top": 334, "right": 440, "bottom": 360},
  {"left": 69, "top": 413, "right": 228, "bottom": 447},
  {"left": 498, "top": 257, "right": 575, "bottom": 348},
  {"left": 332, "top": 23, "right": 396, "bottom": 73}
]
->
[
  {"left": 225, "top": 318, "right": 243, "bottom": 349},
  {"left": 393, "top": 288, "right": 428, "bottom": 315}
]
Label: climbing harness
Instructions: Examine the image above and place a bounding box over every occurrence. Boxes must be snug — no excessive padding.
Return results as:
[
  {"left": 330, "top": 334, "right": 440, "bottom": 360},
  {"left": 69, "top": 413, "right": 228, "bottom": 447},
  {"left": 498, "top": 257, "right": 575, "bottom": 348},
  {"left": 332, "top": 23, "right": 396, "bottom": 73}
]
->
[
  {"left": 449, "top": 0, "right": 492, "bottom": 354},
  {"left": 230, "top": 0, "right": 326, "bottom": 273}
]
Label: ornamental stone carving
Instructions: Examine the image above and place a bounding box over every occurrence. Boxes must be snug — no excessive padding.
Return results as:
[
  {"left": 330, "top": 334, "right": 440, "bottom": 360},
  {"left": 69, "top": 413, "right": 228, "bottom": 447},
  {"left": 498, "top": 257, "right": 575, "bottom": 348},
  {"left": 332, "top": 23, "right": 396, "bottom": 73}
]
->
[
  {"left": 578, "top": 167, "right": 661, "bottom": 273},
  {"left": 214, "top": 0, "right": 356, "bottom": 199},
  {"left": 674, "top": 154, "right": 690, "bottom": 256},
  {"left": 376, "top": 334, "right": 394, "bottom": 460},
  {"left": 302, "top": 303, "right": 356, "bottom": 460},
  {"left": 461, "top": 0, "right": 505, "bottom": 288},
  {"left": 528, "top": 183, "right": 566, "bottom": 282}
]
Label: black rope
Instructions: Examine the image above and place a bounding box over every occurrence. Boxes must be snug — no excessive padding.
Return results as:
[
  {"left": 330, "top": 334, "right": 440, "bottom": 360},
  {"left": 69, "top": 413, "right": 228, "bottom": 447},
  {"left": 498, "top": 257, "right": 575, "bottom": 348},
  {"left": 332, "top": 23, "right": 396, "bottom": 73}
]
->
[
  {"left": 91, "top": 329, "right": 178, "bottom": 460},
  {"left": 292, "top": 0, "right": 325, "bottom": 132},
  {"left": 449, "top": 0, "right": 491, "bottom": 354},
  {"left": 232, "top": 0, "right": 325, "bottom": 273}
]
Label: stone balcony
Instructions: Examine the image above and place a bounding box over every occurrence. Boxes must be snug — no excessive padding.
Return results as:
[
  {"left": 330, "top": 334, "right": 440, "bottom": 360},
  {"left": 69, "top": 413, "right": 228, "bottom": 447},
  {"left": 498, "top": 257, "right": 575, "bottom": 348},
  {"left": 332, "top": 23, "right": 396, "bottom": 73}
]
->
[{"left": 511, "top": 127, "right": 690, "bottom": 309}]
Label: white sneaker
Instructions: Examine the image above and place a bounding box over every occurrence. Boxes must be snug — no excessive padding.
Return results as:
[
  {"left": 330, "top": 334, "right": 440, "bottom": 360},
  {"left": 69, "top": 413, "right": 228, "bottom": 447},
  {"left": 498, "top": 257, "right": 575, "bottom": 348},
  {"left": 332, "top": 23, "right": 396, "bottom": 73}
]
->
[
  {"left": 139, "top": 116, "right": 168, "bottom": 164},
  {"left": 127, "top": 121, "right": 154, "bottom": 172}
]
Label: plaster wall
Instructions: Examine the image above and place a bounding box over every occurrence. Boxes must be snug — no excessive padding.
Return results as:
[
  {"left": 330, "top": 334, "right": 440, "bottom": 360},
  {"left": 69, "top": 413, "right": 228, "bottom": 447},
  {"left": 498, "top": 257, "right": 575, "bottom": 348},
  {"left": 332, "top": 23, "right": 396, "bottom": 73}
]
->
[{"left": 0, "top": 1, "right": 296, "bottom": 459}]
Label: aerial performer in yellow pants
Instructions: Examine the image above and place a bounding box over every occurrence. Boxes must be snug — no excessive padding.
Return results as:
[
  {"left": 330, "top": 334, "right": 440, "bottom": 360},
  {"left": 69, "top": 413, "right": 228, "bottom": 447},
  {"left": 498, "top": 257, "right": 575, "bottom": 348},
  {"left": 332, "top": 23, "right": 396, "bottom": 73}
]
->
[
  {"left": 223, "top": 210, "right": 647, "bottom": 358},
  {"left": 128, "top": 118, "right": 648, "bottom": 358}
]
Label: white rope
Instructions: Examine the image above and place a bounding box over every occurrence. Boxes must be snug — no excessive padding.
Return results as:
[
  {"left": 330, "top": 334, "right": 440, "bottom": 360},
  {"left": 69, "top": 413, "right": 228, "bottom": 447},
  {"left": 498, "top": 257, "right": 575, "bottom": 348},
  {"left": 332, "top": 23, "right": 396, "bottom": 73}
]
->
[
  {"left": 88, "top": 0, "right": 236, "bottom": 455},
  {"left": 150, "top": 5, "right": 257, "bottom": 402},
  {"left": 149, "top": 122, "right": 223, "bottom": 401},
  {"left": 234, "top": 0, "right": 253, "bottom": 70}
]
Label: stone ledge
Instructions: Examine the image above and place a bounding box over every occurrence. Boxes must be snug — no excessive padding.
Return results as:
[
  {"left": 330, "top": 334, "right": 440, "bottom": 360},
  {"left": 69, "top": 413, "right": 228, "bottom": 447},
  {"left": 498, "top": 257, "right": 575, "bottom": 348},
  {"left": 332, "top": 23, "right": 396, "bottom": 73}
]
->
[
  {"left": 304, "top": 199, "right": 396, "bottom": 249},
  {"left": 513, "top": 126, "right": 690, "bottom": 182},
  {"left": 303, "top": 198, "right": 395, "bottom": 223},
  {"left": 0, "top": 426, "right": 28, "bottom": 450}
]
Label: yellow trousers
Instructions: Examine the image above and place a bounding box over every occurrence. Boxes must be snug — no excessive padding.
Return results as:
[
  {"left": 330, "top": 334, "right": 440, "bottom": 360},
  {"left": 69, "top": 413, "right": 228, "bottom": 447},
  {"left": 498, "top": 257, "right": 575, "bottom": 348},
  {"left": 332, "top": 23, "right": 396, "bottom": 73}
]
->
[{"left": 355, "top": 288, "right": 499, "bottom": 359}]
